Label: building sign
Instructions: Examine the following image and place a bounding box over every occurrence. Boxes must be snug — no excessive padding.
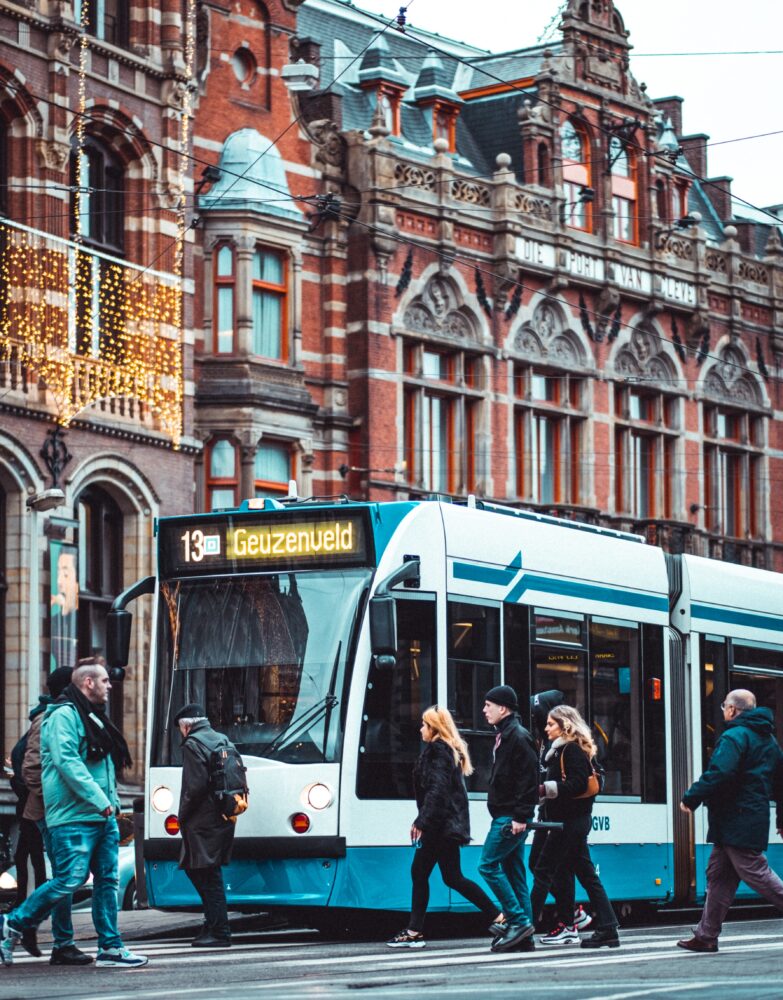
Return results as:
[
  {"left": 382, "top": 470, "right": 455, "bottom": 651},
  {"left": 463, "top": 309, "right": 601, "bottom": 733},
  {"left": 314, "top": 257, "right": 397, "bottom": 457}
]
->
[
  {"left": 516, "top": 237, "right": 556, "bottom": 270},
  {"left": 563, "top": 250, "right": 604, "bottom": 282},
  {"left": 612, "top": 262, "right": 652, "bottom": 294},
  {"left": 50, "top": 540, "right": 78, "bottom": 671},
  {"left": 658, "top": 275, "right": 697, "bottom": 307}
]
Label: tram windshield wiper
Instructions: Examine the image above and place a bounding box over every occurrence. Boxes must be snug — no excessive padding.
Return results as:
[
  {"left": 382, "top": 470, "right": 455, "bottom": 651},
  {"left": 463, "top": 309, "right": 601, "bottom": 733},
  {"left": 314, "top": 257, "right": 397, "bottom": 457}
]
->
[{"left": 263, "top": 692, "right": 340, "bottom": 759}]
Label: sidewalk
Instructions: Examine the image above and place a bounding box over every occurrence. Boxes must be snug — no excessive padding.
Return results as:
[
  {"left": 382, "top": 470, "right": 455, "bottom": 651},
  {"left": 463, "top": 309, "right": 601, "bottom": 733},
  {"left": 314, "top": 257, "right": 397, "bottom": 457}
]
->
[{"left": 34, "top": 908, "right": 279, "bottom": 945}]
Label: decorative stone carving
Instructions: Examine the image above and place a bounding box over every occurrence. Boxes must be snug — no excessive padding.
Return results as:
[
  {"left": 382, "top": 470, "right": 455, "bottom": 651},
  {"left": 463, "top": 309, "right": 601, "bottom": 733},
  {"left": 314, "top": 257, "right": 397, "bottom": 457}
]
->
[
  {"left": 394, "top": 162, "right": 435, "bottom": 192},
  {"left": 514, "top": 191, "right": 553, "bottom": 221},
  {"left": 35, "top": 139, "right": 69, "bottom": 173},
  {"left": 738, "top": 260, "right": 769, "bottom": 286},
  {"left": 614, "top": 323, "right": 676, "bottom": 387},
  {"left": 705, "top": 249, "right": 728, "bottom": 274},
  {"left": 48, "top": 32, "right": 75, "bottom": 63},
  {"left": 450, "top": 180, "right": 490, "bottom": 207},
  {"left": 511, "top": 300, "right": 585, "bottom": 368},
  {"left": 402, "top": 275, "right": 479, "bottom": 343},
  {"left": 703, "top": 346, "right": 763, "bottom": 406},
  {"left": 310, "top": 120, "right": 346, "bottom": 170}
]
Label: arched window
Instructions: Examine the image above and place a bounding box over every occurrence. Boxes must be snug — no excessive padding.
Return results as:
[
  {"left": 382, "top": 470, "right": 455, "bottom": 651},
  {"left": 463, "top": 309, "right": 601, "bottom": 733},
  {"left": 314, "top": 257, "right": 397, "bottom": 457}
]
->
[
  {"left": 77, "top": 486, "right": 124, "bottom": 722},
  {"left": 252, "top": 247, "right": 287, "bottom": 359},
  {"left": 610, "top": 137, "right": 637, "bottom": 243},
  {"left": 537, "top": 143, "right": 550, "bottom": 187},
  {"left": 206, "top": 438, "right": 239, "bottom": 510},
  {"left": 70, "top": 139, "right": 125, "bottom": 253},
  {"left": 214, "top": 244, "right": 235, "bottom": 354},
  {"left": 403, "top": 342, "right": 480, "bottom": 494},
  {"left": 254, "top": 441, "right": 292, "bottom": 497},
  {"left": 614, "top": 386, "right": 679, "bottom": 519},
  {"left": 74, "top": 0, "right": 129, "bottom": 47},
  {"left": 560, "top": 120, "right": 590, "bottom": 230},
  {"left": 655, "top": 179, "right": 669, "bottom": 223},
  {"left": 703, "top": 405, "right": 764, "bottom": 539}
]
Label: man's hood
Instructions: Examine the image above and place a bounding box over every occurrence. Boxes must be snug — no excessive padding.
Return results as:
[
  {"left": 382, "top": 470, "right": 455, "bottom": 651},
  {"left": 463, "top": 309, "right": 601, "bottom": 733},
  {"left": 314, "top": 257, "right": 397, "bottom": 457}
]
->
[
  {"left": 530, "top": 689, "right": 564, "bottom": 735},
  {"left": 728, "top": 706, "right": 775, "bottom": 736}
]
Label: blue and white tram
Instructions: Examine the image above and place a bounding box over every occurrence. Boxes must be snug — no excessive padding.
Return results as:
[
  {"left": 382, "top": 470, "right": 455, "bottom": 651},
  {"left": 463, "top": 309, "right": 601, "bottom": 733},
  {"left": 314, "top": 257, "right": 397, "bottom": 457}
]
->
[{"left": 108, "top": 497, "right": 783, "bottom": 916}]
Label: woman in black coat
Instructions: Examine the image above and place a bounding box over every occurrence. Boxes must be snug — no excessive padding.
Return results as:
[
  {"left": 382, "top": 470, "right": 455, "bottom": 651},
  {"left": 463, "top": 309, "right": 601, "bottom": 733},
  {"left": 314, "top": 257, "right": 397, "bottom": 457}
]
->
[
  {"left": 387, "top": 706, "right": 501, "bottom": 948},
  {"left": 534, "top": 705, "right": 619, "bottom": 950}
]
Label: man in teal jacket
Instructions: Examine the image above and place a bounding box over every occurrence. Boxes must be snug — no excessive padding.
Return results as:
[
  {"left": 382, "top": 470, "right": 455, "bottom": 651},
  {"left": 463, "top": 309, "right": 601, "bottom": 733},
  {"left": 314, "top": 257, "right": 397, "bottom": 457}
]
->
[
  {"left": 677, "top": 689, "right": 783, "bottom": 953},
  {"left": 0, "top": 659, "right": 147, "bottom": 969}
]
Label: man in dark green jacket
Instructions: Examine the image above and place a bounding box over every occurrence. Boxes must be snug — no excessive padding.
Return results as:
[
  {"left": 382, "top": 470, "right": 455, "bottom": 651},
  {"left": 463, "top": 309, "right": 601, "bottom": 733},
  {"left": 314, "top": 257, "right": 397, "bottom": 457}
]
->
[{"left": 678, "top": 689, "right": 783, "bottom": 953}]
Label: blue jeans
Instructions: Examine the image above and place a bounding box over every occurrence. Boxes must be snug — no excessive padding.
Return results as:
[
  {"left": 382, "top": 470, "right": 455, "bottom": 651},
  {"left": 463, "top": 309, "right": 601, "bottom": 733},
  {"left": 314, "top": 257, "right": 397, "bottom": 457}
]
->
[
  {"left": 8, "top": 818, "right": 122, "bottom": 952},
  {"left": 36, "top": 818, "right": 75, "bottom": 949},
  {"left": 479, "top": 816, "right": 532, "bottom": 927}
]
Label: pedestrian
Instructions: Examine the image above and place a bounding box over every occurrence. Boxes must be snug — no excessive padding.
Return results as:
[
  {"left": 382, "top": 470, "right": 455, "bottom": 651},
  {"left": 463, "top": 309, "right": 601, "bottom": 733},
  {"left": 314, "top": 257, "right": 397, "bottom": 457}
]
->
[
  {"left": 387, "top": 706, "right": 502, "bottom": 948},
  {"left": 678, "top": 689, "right": 783, "bottom": 953},
  {"left": 0, "top": 658, "right": 147, "bottom": 969},
  {"left": 19, "top": 666, "right": 91, "bottom": 965},
  {"left": 478, "top": 685, "right": 539, "bottom": 954},
  {"left": 535, "top": 705, "right": 619, "bottom": 949},
  {"left": 527, "top": 690, "right": 591, "bottom": 934},
  {"left": 176, "top": 703, "right": 238, "bottom": 948}
]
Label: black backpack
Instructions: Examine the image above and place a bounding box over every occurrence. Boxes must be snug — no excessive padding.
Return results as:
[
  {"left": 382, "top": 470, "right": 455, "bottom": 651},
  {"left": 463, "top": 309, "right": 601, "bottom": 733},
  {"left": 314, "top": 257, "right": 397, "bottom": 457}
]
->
[
  {"left": 9, "top": 729, "right": 30, "bottom": 804},
  {"left": 208, "top": 743, "right": 249, "bottom": 821}
]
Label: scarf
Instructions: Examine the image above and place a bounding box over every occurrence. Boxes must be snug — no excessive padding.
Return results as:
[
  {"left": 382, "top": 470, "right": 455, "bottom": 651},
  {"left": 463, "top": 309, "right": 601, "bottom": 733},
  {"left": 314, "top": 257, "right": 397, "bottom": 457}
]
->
[{"left": 59, "top": 683, "right": 133, "bottom": 773}]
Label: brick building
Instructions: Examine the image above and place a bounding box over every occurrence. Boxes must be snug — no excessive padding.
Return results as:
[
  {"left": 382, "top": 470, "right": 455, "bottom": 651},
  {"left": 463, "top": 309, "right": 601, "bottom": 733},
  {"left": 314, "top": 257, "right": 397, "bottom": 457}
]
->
[{"left": 1, "top": 0, "right": 782, "bottom": 828}]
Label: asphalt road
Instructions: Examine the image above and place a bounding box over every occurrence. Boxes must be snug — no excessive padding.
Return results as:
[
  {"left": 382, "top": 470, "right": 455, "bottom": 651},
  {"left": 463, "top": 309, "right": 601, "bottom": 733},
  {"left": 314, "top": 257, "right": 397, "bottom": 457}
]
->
[{"left": 2, "top": 918, "right": 783, "bottom": 1000}]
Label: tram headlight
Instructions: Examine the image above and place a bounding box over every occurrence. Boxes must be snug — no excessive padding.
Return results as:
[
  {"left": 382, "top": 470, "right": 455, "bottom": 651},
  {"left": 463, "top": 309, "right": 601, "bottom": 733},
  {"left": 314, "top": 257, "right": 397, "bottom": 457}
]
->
[
  {"left": 305, "top": 782, "right": 333, "bottom": 811},
  {"left": 151, "top": 785, "right": 174, "bottom": 814}
]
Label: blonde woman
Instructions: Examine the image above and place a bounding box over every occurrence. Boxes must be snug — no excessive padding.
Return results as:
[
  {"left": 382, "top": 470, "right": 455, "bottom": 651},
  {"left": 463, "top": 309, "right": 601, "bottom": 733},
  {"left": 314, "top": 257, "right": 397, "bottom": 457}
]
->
[
  {"left": 535, "top": 705, "right": 620, "bottom": 950},
  {"left": 387, "top": 706, "right": 501, "bottom": 948}
]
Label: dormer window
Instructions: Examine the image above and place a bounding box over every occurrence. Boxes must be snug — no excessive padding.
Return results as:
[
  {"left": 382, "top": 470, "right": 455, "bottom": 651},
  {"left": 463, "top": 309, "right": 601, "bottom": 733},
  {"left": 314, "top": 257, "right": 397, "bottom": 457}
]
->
[
  {"left": 560, "top": 120, "right": 591, "bottom": 231},
  {"left": 377, "top": 87, "right": 402, "bottom": 136}
]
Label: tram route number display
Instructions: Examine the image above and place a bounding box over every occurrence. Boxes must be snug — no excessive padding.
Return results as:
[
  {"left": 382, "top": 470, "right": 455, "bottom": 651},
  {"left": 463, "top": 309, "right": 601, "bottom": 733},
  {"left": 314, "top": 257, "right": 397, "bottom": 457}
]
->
[{"left": 159, "top": 510, "right": 370, "bottom": 575}]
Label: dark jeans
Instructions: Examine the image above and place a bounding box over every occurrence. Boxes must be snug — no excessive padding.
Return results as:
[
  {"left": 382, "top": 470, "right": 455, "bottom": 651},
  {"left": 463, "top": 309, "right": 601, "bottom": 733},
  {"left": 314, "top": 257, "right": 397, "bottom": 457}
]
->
[
  {"left": 696, "top": 844, "right": 783, "bottom": 944},
  {"left": 13, "top": 818, "right": 46, "bottom": 906},
  {"left": 185, "top": 866, "right": 230, "bottom": 939},
  {"left": 533, "top": 813, "right": 617, "bottom": 930},
  {"left": 478, "top": 817, "right": 532, "bottom": 927},
  {"left": 409, "top": 835, "right": 498, "bottom": 933}
]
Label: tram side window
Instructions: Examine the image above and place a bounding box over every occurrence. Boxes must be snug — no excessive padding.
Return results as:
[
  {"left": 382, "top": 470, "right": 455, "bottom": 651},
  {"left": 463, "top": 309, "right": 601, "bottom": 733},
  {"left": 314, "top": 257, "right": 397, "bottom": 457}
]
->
[
  {"left": 701, "top": 635, "right": 728, "bottom": 766},
  {"left": 504, "top": 603, "right": 531, "bottom": 730},
  {"left": 590, "top": 617, "right": 642, "bottom": 797},
  {"left": 447, "top": 601, "right": 500, "bottom": 793},
  {"left": 531, "top": 608, "right": 587, "bottom": 719},
  {"left": 731, "top": 640, "right": 783, "bottom": 746},
  {"left": 357, "top": 598, "right": 436, "bottom": 799},
  {"left": 642, "top": 624, "right": 666, "bottom": 803}
]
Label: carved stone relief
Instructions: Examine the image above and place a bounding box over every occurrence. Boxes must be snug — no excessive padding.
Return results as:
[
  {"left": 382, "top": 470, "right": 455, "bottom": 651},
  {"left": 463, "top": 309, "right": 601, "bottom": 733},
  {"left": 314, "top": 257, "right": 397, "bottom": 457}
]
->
[
  {"left": 511, "top": 300, "right": 585, "bottom": 368},
  {"left": 402, "top": 275, "right": 479, "bottom": 343},
  {"left": 614, "top": 323, "right": 676, "bottom": 387},
  {"left": 703, "top": 346, "right": 763, "bottom": 406}
]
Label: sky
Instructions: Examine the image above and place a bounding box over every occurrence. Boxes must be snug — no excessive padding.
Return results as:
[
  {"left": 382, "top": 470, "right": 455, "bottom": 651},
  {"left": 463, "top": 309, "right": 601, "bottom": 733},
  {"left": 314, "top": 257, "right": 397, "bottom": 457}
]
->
[{"left": 345, "top": 0, "right": 783, "bottom": 213}]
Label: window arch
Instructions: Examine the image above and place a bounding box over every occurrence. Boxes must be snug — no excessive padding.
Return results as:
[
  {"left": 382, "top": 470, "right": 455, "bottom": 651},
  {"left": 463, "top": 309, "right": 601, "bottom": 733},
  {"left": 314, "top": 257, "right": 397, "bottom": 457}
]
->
[
  {"left": 610, "top": 137, "right": 637, "bottom": 244},
  {"left": 206, "top": 438, "right": 239, "bottom": 510},
  {"left": 560, "top": 119, "right": 591, "bottom": 230}
]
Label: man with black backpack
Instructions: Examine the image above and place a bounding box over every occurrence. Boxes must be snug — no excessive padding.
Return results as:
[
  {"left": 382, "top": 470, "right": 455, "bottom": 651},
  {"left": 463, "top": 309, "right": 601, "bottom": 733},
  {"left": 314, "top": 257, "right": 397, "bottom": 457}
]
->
[{"left": 175, "top": 704, "right": 248, "bottom": 949}]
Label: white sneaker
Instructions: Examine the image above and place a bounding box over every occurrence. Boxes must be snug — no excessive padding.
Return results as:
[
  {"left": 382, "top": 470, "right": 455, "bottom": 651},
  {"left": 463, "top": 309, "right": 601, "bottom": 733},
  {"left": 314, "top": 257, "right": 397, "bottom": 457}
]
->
[
  {"left": 539, "top": 923, "right": 580, "bottom": 946},
  {"left": 573, "top": 905, "right": 593, "bottom": 930},
  {"left": 95, "top": 946, "right": 149, "bottom": 968}
]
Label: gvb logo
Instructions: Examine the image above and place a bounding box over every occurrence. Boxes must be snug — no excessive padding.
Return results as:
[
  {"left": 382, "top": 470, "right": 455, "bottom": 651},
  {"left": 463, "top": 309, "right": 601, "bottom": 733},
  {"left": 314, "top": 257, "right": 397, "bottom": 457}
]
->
[
  {"left": 204, "top": 534, "right": 221, "bottom": 556},
  {"left": 591, "top": 815, "right": 611, "bottom": 832}
]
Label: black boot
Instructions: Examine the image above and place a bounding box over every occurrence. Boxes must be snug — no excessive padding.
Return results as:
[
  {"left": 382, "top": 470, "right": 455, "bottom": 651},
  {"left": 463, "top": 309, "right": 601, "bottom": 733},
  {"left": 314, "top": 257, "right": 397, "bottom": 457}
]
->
[
  {"left": 580, "top": 927, "right": 620, "bottom": 949},
  {"left": 50, "top": 945, "right": 93, "bottom": 965}
]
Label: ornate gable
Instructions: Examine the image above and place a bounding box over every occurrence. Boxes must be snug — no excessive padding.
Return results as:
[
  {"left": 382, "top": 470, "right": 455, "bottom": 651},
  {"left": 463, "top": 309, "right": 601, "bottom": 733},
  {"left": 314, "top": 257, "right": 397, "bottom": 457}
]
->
[
  {"left": 704, "top": 346, "right": 764, "bottom": 407},
  {"left": 511, "top": 300, "right": 586, "bottom": 369},
  {"left": 402, "top": 275, "right": 480, "bottom": 344},
  {"left": 614, "top": 324, "right": 677, "bottom": 387}
]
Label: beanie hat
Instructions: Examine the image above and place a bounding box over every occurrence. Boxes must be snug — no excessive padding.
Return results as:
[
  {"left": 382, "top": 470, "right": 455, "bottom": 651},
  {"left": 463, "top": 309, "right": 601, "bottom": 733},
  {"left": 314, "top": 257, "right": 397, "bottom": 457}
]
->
[
  {"left": 47, "top": 667, "right": 73, "bottom": 700},
  {"left": 174, "top": 703, "right": 206, "bottom": 724},
  {"left": 485, "top": 684, "right": 519, "bottom": 711}
]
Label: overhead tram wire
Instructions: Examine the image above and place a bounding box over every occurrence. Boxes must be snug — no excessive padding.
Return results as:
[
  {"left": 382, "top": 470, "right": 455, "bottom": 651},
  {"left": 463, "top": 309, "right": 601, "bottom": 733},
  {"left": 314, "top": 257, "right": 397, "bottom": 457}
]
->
[{"left": 326, "top": 0, "right": 783, "bottom": 227}]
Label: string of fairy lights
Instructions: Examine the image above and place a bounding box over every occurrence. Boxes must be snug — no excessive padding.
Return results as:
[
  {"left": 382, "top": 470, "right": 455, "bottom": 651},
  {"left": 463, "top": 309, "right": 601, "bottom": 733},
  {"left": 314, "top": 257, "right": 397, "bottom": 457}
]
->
[{"left": 0, "top": 0, "right": 194, "bottom": 446}]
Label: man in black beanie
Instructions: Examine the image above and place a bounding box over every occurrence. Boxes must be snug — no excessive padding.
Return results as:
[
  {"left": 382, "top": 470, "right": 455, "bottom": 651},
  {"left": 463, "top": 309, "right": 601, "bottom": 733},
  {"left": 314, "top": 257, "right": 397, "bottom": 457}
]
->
[
  {"left": 478, "top": 684, "right": 538, "bottom": 953},
  {"left": 175, "top": 704, "right": 237, "bottom": 948}
]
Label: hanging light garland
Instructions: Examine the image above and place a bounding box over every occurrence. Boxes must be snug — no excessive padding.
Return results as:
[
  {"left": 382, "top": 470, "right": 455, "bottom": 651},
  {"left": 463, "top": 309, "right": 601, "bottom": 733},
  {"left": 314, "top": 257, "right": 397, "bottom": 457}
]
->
[{"left": 0, "top": 0, "right": 189, "bottom": 446}]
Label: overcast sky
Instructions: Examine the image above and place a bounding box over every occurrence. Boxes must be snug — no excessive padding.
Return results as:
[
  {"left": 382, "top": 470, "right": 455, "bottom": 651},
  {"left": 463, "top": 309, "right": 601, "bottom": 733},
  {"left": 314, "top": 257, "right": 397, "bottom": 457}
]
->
[{"left": 346, "top": 0, "right": 783, "bottom": 213}]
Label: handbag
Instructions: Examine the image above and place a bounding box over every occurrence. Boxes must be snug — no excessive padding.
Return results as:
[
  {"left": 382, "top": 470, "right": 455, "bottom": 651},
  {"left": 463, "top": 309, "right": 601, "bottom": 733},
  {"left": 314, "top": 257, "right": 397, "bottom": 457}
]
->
[{"left": 559, "top": 746, "right": 602, "bottom": 799}]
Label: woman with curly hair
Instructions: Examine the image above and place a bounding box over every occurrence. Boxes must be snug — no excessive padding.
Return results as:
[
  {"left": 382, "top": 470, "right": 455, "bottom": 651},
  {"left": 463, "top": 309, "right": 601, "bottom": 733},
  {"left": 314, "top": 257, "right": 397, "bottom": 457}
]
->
[
  {"left": 535, "top": 704, "right": 620, "bottom": 950},
  {"left": 386, "top": 706, "right": 501, "bottom": 948}
]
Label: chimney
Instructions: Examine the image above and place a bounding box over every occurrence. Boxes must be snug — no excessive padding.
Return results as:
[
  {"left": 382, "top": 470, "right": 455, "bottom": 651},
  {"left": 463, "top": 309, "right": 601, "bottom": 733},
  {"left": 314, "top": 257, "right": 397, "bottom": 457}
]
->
[
  {"left": 731, "top": 221, "right": 756, "bottom": 255},
  {"left": 294, "top": 37, "right": 321, "bottom": 70},
  {"left": 680, "top": 133, "right": 709, "bottom": 179},
  {"left": 706, "top": 176, "right": 733, "bottom": 223},
  {"left": 653, "top": 96, "right": 683, "bottom": 136}
]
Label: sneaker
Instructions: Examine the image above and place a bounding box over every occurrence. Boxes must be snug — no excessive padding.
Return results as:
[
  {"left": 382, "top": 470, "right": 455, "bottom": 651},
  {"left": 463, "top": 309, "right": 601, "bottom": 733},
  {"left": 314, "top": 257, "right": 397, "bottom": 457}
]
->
[
  {"left": 386, "top": 929, "right": 426, "bottom": 949},
  {"left": 488, "top": 916, "right": 507, "bottom": 939},
  {"left": 539, "top": 922, "right": 580, "bottom": 946},
  {"left": 581, "top": 927, "right": 620, "bottom": 949},
  {"left": 50, "top": 944, "right": 94, "bottom": 966},
  {"left": 0, "top": 915, "right": 20, "bottom": 967},
  {"left": 573, "top": 905, "right": 592, "bottom": 930},
  {"left": 95, "top": 946, "right": 149, "bottom": 968}
]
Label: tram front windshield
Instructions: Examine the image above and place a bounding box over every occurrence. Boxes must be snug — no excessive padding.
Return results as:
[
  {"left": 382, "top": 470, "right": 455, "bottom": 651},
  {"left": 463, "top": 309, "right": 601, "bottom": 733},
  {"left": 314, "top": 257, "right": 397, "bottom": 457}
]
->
[{"left": 151, "top": 568, "right": 370, "bottom": 766}]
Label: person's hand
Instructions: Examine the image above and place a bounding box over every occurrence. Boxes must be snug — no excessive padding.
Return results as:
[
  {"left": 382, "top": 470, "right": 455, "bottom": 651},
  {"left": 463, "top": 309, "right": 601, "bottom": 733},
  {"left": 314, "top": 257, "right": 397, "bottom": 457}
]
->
[
  {"left": 101, "top": 805, "right": 113, "bottom": 817},
  {"left": 679, "top": 802, "right": 692, "bottom": 814},
  {"left": 410, "top": 824, "right": 422, "bottom": 842},
  {"left": 511, "top": 820, "right": 527, "bottom": 835}
]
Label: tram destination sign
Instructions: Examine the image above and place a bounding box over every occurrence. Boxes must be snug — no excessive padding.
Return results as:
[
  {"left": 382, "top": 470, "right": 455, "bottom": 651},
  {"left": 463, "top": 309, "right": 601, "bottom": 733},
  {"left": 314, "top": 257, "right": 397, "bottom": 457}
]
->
[{"left": 159, "top": 509, "right": 371, "bottom": 576}]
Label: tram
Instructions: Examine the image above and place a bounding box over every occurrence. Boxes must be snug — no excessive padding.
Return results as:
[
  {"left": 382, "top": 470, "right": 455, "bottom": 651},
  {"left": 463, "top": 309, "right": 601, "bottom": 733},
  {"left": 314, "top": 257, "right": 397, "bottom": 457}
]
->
[{"left": 107, "top": 496, "right": 783, "bottom": 916}]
